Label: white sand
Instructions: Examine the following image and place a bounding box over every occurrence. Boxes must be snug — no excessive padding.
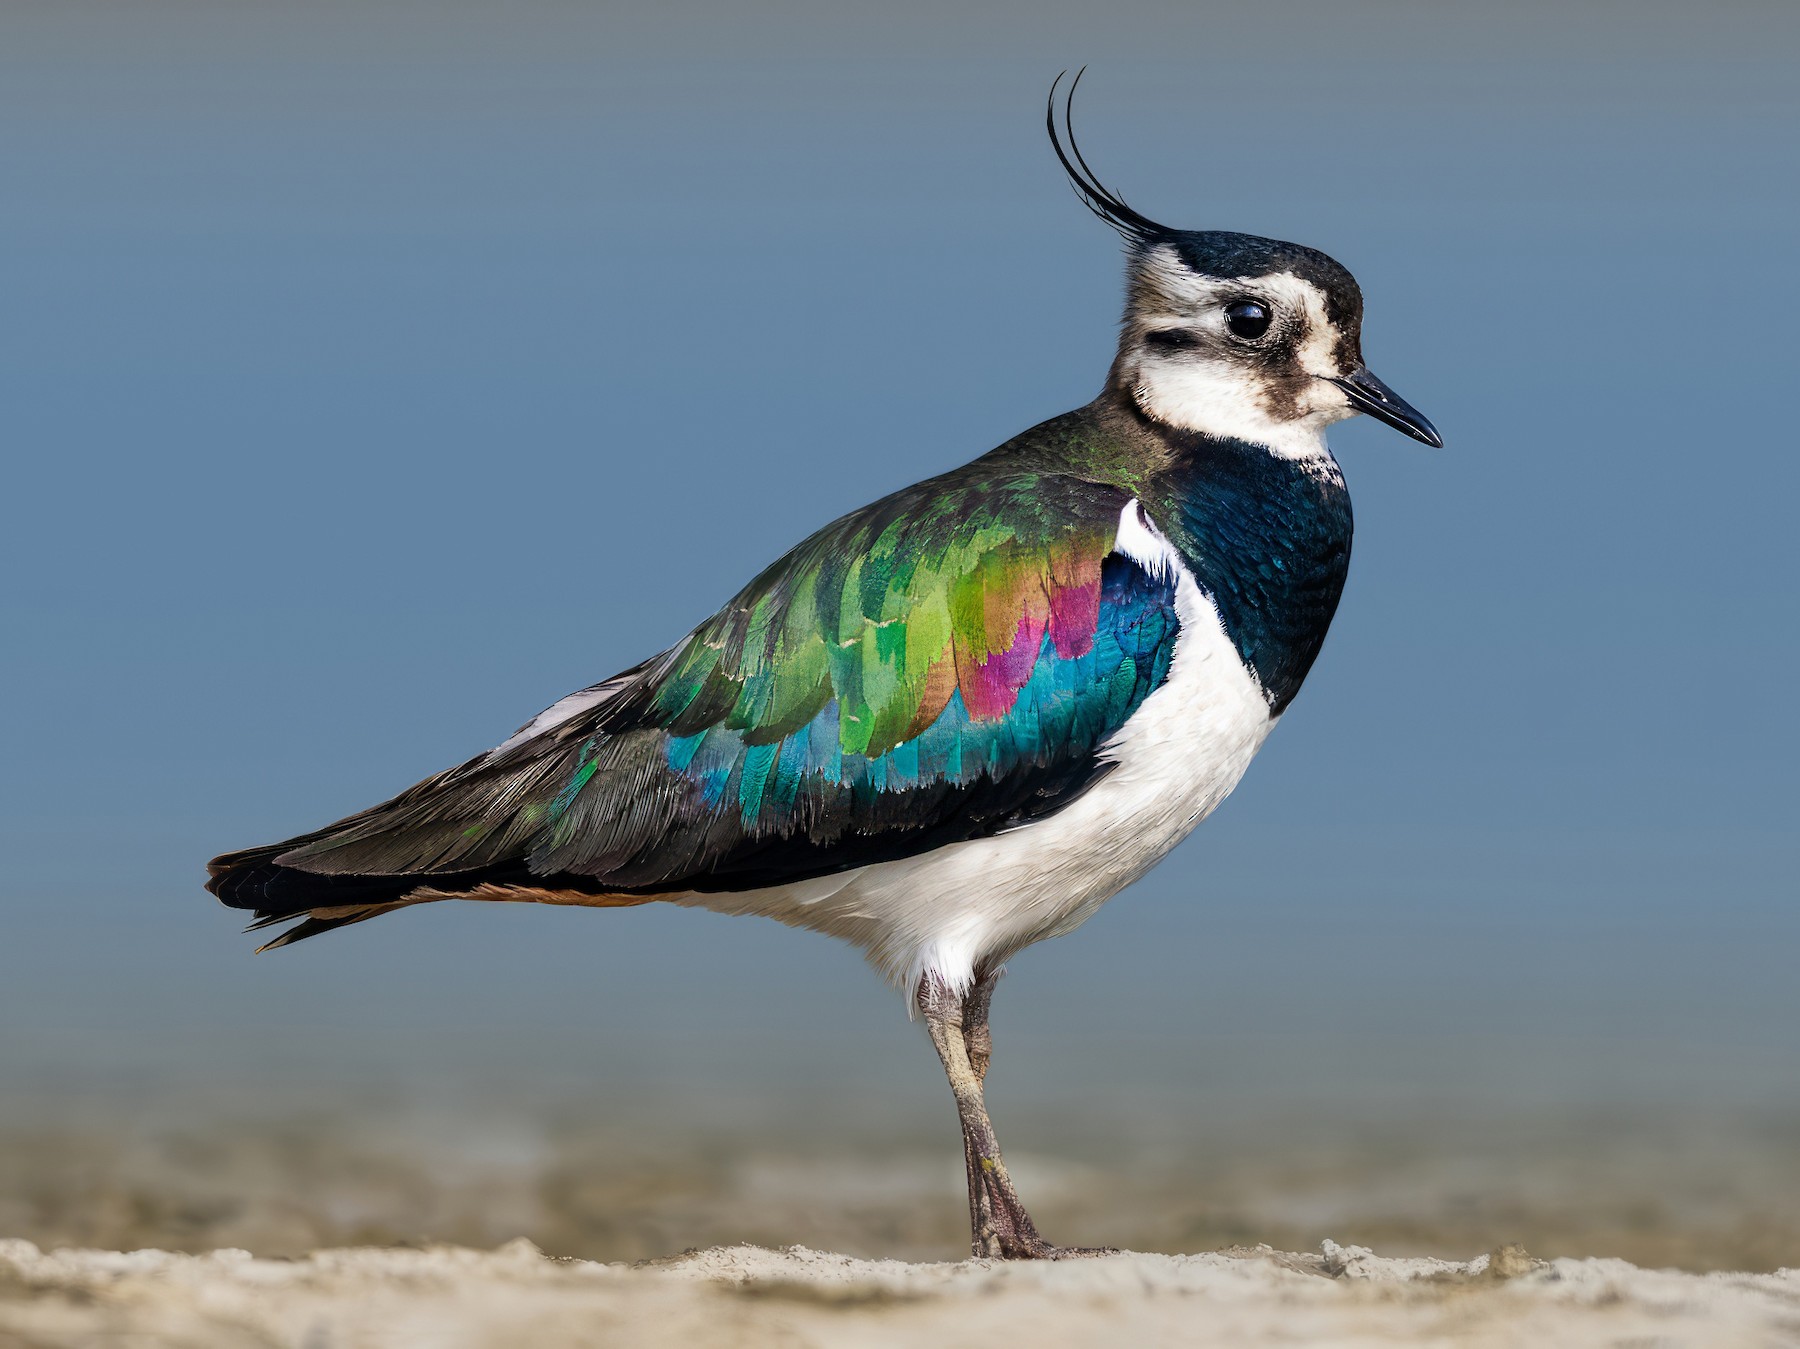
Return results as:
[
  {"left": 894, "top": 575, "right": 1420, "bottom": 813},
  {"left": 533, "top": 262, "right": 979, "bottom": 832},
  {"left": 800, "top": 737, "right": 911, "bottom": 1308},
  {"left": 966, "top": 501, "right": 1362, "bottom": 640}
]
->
[{"left": 4, "top": 1237, "right": 1798, "bottom": 1348}]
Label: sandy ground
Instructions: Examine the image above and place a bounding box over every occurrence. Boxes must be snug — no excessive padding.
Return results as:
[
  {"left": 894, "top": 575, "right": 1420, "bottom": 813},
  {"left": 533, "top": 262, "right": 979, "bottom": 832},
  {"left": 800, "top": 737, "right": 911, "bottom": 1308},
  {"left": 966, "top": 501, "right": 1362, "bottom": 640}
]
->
[
  {"left": 8, "top": 1098, "right": 1800, "bottom": 1272},
  {"left": 4, "top": 1236, "right": 1800, "bottom": 1349},
  {"left": 7, "top": 1095, "right": 1800, "bottom": 1345}
]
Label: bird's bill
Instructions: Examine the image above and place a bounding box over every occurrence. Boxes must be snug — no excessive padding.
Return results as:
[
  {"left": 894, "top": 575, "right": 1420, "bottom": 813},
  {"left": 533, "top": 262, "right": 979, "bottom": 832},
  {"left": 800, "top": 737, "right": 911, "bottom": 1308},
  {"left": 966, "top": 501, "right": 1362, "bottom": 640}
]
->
[{"left": 1328, "top": 367, "right": 1443, "bottom": 448}]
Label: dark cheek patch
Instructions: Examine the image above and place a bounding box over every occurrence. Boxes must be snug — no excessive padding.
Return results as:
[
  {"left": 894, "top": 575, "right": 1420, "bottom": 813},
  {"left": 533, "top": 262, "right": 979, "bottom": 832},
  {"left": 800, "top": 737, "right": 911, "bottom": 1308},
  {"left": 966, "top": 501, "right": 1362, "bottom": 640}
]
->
[
  {"left": 1244, "top": 331, "right": 1311, "bottom": 421},
  {"left": 1260, "top": 374, "right": 1313, "bottom": 421},
  {"left": 1145, "top": 328, "right": 1204, "bottom": 352}
]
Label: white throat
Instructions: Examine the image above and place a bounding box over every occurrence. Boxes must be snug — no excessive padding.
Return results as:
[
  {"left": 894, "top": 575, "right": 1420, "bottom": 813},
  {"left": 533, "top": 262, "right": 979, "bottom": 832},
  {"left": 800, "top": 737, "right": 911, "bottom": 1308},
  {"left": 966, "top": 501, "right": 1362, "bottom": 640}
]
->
[{"left": 1126, "top": 367, "right": 1333, "bottom": 460}]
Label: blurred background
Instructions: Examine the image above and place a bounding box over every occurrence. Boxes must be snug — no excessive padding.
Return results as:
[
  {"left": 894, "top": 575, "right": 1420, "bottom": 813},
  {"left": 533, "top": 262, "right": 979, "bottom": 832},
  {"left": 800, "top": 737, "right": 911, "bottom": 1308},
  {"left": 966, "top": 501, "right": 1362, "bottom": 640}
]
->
[{"left": 3, "top": 0, "right": 1797, "bottom": 1271}]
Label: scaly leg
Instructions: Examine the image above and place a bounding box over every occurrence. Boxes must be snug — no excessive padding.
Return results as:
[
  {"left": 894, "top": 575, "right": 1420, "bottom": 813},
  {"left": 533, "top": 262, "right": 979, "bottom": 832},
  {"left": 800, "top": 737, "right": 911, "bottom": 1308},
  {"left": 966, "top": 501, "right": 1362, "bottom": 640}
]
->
[
  {"left": 962, "top": 965, "right": 998, "bottom": 1084},
  {"left": 917, "top": 971, "right": 1112, "bottom": 1260},
  {"left": 957, "top": 965, "right": 1000, "bottom": 1242}
]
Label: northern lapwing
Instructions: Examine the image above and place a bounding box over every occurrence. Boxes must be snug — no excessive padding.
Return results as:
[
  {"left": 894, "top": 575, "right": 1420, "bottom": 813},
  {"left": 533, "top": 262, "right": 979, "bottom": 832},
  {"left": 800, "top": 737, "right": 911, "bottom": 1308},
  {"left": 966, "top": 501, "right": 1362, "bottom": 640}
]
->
[{"left": 208, "top": 73, "right": 1441, "bottom": 1259}]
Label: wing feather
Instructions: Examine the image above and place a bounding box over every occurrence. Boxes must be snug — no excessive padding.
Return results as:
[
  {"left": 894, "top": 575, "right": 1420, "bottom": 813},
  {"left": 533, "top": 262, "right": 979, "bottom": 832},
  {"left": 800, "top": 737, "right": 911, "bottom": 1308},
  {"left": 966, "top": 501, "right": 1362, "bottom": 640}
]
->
[{"left": 209, "top": 470, "right": 1183, "bottom": 942}]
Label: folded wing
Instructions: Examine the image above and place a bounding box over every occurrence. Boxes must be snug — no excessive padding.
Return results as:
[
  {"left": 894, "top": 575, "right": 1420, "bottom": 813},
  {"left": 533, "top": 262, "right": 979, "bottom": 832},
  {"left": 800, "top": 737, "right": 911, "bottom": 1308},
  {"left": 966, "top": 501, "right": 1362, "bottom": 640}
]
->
[{"left": 209, "top": 470, "right": 1182, "bottom": 944}]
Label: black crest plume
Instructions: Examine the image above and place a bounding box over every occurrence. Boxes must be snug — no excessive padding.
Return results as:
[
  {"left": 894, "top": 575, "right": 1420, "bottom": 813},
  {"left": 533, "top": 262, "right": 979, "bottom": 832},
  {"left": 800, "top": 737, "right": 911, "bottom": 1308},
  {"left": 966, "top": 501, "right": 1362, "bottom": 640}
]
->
[{"left": 1046, "top": 69, "right": 1172, "bottom": 246}]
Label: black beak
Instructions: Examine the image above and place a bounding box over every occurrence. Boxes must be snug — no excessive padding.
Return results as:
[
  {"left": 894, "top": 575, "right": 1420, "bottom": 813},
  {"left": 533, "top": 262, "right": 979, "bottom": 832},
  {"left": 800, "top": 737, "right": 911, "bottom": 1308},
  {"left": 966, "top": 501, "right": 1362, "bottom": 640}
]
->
[{"left": 1327, "top": 367, "right": 1443, "bottom": 448}]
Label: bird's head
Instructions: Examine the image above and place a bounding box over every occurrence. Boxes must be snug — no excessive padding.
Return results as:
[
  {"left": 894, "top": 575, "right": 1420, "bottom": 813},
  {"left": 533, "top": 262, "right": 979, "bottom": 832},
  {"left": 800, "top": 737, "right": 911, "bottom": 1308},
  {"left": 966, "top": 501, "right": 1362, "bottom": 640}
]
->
[{"left": 1050, "top": 75, "right": 1442, "bottom": 456}]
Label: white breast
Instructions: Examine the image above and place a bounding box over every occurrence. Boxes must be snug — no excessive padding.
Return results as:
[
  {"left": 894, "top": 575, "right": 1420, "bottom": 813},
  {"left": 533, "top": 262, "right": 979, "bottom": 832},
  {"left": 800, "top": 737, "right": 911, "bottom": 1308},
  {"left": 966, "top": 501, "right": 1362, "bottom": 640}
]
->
[{"left": 679, "top": 500, "right": 1278, "bottom": 996}]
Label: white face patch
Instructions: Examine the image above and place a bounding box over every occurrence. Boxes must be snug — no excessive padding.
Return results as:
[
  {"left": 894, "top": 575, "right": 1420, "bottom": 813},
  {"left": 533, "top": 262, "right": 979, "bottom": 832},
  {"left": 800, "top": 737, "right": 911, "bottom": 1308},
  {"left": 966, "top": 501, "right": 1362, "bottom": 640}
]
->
[{"left": 1118, "top": 244, "right": 1359, "bottom": 457}]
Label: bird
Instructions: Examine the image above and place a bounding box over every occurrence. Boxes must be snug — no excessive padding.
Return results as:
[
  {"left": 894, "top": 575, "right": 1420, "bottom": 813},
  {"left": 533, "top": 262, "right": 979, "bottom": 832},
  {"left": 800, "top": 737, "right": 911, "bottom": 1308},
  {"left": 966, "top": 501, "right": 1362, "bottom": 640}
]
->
[{"left": 207, "top": 72, "right": 1441, "bottom": 1260}]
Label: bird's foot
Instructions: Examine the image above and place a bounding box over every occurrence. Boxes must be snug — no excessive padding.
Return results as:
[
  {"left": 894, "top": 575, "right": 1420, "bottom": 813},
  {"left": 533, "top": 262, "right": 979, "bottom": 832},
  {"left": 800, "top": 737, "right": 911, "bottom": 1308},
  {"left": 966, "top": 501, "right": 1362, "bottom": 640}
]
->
[
  {"left": 988, "top": 1239, "right": 1119, "bottom": 1261},
  {"left": 972, "top": 1188, "right": 1117, "bottom": 1260}
]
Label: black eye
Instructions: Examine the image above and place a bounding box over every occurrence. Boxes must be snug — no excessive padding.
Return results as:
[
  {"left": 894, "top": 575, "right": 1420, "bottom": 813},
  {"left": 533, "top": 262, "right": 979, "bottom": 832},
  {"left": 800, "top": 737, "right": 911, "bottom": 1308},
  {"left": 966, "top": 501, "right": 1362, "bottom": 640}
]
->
[
  {"left": 1224, "top": 300, "right": 1272, "bottom": 340},
  {"left": 1145, "top": 328, "right": 1202, "bottom": 351}
]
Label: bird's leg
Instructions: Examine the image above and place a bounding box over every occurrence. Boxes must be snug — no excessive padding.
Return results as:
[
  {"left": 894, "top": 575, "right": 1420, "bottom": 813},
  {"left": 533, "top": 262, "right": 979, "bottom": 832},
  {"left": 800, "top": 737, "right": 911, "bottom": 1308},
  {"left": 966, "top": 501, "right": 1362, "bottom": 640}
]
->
[
  {"left": 918, "top": 972, "right": 1109, "bottom": 1260},
  {"left": 956, "top": 965, "right": 1001, "bottom": 1242},
  {"left": 962, "top": 964, "right": 999, "bottom": 1084},
  {"left": 919, "top": 972, "right": 1033, "bottom": 1257}
]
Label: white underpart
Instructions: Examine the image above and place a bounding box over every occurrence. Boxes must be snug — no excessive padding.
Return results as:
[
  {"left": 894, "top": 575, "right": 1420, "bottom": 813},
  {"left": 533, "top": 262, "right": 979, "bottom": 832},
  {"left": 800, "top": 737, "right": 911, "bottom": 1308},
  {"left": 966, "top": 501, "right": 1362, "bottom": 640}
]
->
[
  {"left": 1125, "top": 246, "right": 1352, "bottom": 458},
  {"left": 677, "top": 500, "right": 1277, "bottom": 997}
]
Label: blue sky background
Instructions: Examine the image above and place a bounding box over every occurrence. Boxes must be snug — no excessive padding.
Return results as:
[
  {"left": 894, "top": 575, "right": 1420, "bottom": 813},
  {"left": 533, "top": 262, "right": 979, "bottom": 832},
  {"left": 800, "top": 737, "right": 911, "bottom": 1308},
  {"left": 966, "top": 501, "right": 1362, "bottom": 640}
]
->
[{"left": 3, "top": 1, "right": 1796, "bottom": 1127}]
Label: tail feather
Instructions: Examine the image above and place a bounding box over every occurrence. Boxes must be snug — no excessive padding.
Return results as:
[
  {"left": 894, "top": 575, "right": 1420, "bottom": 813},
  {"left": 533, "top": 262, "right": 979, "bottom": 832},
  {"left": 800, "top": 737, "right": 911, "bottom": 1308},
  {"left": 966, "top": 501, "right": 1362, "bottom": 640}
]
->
[
  {"left": 208, "top": 839, "right": 663, "bottom": 951},
  {"left": 206, "top": 663, "right": 667, "bottom": 949},
  {"left": 249, "top": 906, "right": 409, "bottom": 952}
]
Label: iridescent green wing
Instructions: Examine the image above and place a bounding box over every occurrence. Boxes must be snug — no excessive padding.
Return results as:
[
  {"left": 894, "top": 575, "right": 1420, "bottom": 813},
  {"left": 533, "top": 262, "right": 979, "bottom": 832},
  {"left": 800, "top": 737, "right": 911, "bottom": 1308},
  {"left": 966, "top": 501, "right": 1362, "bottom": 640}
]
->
[
  {"left": 210, "top": 467, "right": 1182, "bottom": 930},
  {"left": 526, "top": 468, "right": 1181, "bottom": 887}
]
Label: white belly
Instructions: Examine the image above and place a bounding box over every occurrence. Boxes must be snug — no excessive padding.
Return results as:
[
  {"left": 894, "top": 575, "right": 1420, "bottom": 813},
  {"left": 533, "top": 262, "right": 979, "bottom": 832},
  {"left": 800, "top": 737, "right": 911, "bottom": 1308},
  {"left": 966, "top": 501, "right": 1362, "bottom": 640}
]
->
[{"left": 678, "top": 502, "right": 1277, "bottom": 994}]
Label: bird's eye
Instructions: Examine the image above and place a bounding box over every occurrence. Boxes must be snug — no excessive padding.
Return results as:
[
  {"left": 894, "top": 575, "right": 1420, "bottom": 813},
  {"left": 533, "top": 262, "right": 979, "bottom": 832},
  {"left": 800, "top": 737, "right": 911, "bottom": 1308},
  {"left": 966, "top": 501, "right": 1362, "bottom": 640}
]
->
[{"left": 1224, "top": 300, "right": 1272, "bottom": 340}]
